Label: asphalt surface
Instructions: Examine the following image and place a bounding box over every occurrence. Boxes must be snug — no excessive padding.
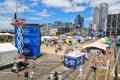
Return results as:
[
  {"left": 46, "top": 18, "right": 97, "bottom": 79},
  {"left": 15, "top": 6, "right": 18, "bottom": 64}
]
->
[{"left": 0, "top": 53, "right": 63, "bottom": 80}]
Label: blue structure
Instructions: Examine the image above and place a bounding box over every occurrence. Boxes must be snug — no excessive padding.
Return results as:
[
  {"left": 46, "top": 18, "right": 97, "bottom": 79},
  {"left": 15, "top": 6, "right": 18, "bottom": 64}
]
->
[
  {"left": 116, "top": 36, "right": 120, "bottom": 45},
  {"left": 88, "top": 29, "right": 93, "bottom": 36},
  {"left": 15, "top": 24, "right": 41, "bottom": 57},
  {"left": 98, "top": 30, "right": 105, "bottom": 38},
  {"left": 64, "top": 50, "right": 86, "bottom": 69}
]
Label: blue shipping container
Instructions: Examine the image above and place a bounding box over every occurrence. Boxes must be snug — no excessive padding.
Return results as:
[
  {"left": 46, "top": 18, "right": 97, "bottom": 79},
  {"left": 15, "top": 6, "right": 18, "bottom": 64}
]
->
[
  {"left": 15, "top": 26, "right": 40, "bottom": 37},
  {"left": 15, "top": 37, "right": 40, "bottom": 47},
  {"left": 64, "top": 57, "right": 77, "bottom": 69},
  {"left": 64, "top": 57, "right": 84, "bottom": 69},
  {"left": 18, "top": 46, "right": 40, "bottom": 57}
]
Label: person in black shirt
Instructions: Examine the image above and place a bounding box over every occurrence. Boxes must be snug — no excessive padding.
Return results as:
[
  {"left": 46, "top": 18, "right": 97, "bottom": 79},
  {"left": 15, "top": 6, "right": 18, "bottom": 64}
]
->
[
  {"left": 24, "top": 70, "right": 29, "bottom": 80},
  {"left": 54, "top": 71, "right": 58, "bottom": 80}
]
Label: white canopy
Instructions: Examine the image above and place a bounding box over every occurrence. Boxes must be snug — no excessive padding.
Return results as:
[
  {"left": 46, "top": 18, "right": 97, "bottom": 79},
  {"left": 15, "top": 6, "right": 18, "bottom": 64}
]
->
[
  {"left": 41, "top": 36, "right": 52, "bottom": 41},
  {"left": 82, "top": 41, "right": 107, "bottom": 51},
  {"left": 0, "top": 43, "right": 17, "bottom": 53},
  {"left": 0, "top": 32, "right": 13, "bottom": 36},
  {"left": 64, "top": 50, "right": 85, "bottom": 58},
  {"left": 67, "top": 36, "right": 73, "bottom": 39}
]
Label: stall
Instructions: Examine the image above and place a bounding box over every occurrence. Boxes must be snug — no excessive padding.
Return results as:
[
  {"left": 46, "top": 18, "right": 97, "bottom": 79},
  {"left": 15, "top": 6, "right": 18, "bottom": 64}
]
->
[{"left": 64, "top": 50, "right": 86, "bottom": 69}]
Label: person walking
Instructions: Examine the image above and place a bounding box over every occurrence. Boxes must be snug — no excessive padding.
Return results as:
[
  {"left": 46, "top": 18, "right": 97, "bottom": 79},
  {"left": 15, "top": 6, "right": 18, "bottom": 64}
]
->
[
  {"left": 31, "top": 59, "right": 35, "bottom": 68},
  {"left": 106, "top": 59, "right": 110, "bottom": 69},
  {"left": 58, "top": 72, "right": 62, "bottom": 80},
  {"left": 54, "top": 71, "right": 58, "bottom": 80},
  {"left": 24, "top": 70, "right": 29, "bottom": 80},
  {"left": 79, "top": 66, "right": 83, "bottom": 80},
  {"left": 50, "top": 72, "right": 54, "bottom": 80},
  {"left": 91, "top": 62, "right": 97, "bottom": 72},
  {"left": 29, "top": 70, "right": 34, "bottom": 80}
]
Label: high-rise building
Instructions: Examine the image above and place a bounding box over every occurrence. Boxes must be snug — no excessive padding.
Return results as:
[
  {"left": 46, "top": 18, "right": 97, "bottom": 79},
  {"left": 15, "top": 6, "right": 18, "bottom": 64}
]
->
[
  {"left": 99, "top": 3, "right": 108, "bottom": 31},
  {"left": 74, "top": 15, "right": 84, "bottom": 27},
  {"left": 41, "top": 23, "right": 53, "bottom": 35},
  {"left": 54, "top": 20, "right": 73, "bottom": 28},
  {"left": 54, "top": 20, "right": 63, "bottom": 28},
  {"left": 106, "top": 13, "right": 120, "bottom": 36},
  {"left": 93, "top": 7, "right": 99, "bottom": 31}
]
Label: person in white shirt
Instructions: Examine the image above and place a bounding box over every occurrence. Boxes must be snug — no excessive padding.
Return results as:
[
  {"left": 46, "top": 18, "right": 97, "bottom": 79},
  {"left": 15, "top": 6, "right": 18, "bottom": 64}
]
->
[
  {"left": 50, "top": 72, "right": 54, "bottom": 80},
  {"left": 106, "top": 60, "right": 110, "bottom": 69},
  {"left": 29, "top": 70, "right": 34, "bottom": 80},
  {"left": 79, "top": 66, "right": 83, "bottom": 79},
  {"left": 58, "top": 72, "right": 62, "bottom": 80},
  {"left": 31, "top": 59, "right": 35, "bottom": 68}
]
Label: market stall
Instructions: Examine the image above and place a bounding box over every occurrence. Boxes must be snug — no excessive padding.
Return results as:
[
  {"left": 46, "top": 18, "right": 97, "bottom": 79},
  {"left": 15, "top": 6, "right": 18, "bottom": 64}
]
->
[{"left": 64, "top": 50, "right": 86, "bottom": 69}]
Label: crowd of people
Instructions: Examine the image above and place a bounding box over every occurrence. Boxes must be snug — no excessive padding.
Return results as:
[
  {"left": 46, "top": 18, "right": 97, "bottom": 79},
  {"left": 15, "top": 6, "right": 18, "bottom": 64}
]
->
[
  {"left": 77, "top": 47, "right": 112, "bottom": 79},
  {"left": 13, "top": 37, "right": 112, "bottom": 80}
]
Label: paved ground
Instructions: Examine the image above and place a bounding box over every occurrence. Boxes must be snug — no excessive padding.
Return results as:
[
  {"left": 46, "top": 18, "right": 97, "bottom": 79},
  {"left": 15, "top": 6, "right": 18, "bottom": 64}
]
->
[
  {"left": 0, "top": 41, "right": 116, "bottom": 80},
  {"left": 0, "top": 42, "right": 88, "bottom": 80},
  {"left": 0, "top": 53, "right": 63, "bottom": 80}
]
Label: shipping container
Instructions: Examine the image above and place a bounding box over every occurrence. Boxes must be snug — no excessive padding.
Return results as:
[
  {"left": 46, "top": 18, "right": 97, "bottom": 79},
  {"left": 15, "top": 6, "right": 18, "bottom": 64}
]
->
[
  {"left": 14, "top": 24, "right": 41, "bottom": 57},
  {"left": 15, "top": 26, "right": 40, "bottom": 37},
  {"left": 18, "top": 46, "right": 40, "bottom": 57},
  {"left": 15, "top": 37, "right": 40, "bottom": 47}
]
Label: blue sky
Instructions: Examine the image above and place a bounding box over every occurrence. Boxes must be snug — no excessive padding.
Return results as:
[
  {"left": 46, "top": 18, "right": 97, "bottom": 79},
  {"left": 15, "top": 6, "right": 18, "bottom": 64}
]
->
[{"left": 0, "top": 0, "right": 120, "bottom": 29}]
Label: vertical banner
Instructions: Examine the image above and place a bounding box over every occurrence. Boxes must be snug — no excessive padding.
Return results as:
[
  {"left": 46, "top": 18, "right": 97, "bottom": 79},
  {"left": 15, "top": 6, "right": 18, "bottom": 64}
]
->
[
  {"left": 98, "top": 30, "right": 105, "bottom": 38},
  {"left": 88, "top": 29, "right": 93, "bottom": 36}
]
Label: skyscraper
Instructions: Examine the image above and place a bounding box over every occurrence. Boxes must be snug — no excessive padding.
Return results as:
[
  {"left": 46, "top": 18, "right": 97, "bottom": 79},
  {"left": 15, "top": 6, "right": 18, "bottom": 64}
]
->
[
  {"left": 99, "top": 3, "right": 108, "bottom": 31},
  {"left": 74, "top": 15, "right": 84, "bottom": 27},
  {"left": 93, "top": 7, "right": 99, "bottom": 31},
  {"left": 106, "top": 13, "right": 120, "bottom": 36}
]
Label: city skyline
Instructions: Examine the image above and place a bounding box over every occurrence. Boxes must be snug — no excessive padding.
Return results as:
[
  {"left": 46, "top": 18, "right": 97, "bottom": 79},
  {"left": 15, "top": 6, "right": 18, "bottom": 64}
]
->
[{"left": 0, "top": 0, "right": 120, "bottom": 30}]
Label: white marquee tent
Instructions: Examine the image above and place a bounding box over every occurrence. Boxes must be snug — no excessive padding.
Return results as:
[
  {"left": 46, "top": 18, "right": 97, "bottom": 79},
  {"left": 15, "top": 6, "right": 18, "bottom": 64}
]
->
[
  {"left": 0, "top": 43, "right": 18, "bottom": 67},
  {"left": 82, "top": 41, "right": 107, "bottom": 51}
]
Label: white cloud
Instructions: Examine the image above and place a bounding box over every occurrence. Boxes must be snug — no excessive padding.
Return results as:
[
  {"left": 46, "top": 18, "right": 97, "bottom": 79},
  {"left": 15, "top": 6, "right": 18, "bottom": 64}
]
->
[
  {"left": 29, "top": 17, "right": 42, "bottom": 20},
  {"left": 0, "top": 0, "right": 29, "bottom": 14},
  {"left": 41, "top": 0, "right": 86, "bottom": 13},
  {"left": 41, "top": 0, "right": 71, "bottom": 8},
  {"left": 41, "top": 0, "right": 120, "bottom": 14},
  {"left": 85, "top": 17, "right": 93, "bottom": 21},
  {"left": 72, "top": 0, "right": 89, "bottom": 4},
  {"left": 109, "top": 3, "right": 120, "bottom": 14},
  {"left": 37, "top": 9, "right": 52, "bottom": 17},
  {"left": 0, "top": 16, "right": 13, "bottom": 29},
  {"left": 63, "top": 5, "right": 85, "bottom": 13},
  {"left": 89, "top": 0, "right": 120, "bottom": 14}
]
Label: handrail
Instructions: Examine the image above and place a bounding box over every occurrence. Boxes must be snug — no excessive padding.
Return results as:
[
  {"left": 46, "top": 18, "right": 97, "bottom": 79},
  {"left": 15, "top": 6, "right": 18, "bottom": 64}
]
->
[{"left": 111, "top": 42, "right": 120, "bottom": 77}]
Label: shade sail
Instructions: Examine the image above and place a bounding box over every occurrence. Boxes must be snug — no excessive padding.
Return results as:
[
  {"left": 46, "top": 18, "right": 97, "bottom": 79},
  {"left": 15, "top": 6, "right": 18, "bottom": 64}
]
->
[{"left": 83, "top": 41, "right": 107, "bottom": 51}]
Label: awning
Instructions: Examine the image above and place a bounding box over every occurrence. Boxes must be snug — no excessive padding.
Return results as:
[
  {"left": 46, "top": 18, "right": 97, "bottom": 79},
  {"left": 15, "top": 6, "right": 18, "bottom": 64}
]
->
[{"left": 83, "top": 41, "right": 107, "bottom": 51}]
